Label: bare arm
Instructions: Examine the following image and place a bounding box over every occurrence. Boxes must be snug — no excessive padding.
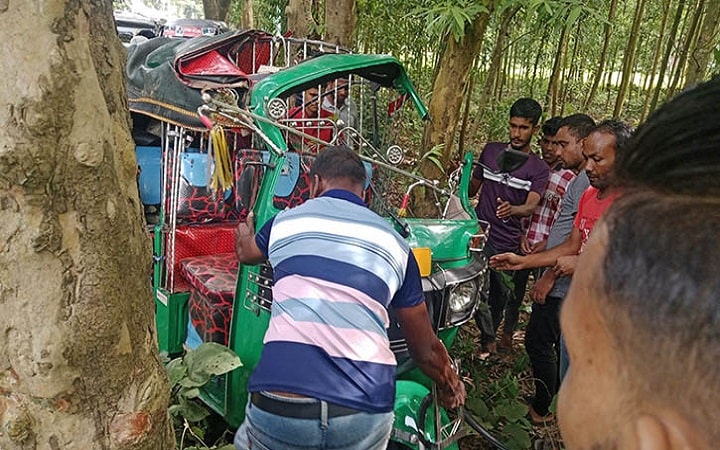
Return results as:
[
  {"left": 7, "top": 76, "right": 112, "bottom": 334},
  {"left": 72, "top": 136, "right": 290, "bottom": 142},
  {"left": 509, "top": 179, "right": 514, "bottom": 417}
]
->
[
  {"left": 395, "top": 304, "right": 466, "bottom": 409},
  {"left": 235, "top": 214, "right": 265, "bottom": 265},
  {"left": 490, "top": 226, "right": 583, "bottom": 270},
  {"left": 468, "top": 176, "right": 482, "bottom": 198},
  {"left": 497, "top": 191, "right": 542, "bottom": 219}
]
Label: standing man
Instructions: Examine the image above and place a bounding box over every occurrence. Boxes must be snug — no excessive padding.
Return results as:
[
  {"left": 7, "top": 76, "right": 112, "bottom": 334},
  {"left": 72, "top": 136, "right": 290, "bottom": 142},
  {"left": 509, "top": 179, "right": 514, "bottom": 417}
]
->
[
  {"left": 491, "top": 119, "right": 632, "bottom": 424},
  {"left": 469, "top": 97, "right": 549, "bottom": 354},
  {"left": 501, "top": 116, "right": 574, "bottom": 351},
  {"left": 234, "top": 146, "right": 466, "bottom": 450}
]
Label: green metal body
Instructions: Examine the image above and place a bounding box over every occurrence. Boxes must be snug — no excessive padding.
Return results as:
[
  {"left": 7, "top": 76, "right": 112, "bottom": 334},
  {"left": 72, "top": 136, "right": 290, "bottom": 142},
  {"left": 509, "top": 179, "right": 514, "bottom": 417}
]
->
[{"left": 151, "top": 52, "right": 483, "bottom": 447}]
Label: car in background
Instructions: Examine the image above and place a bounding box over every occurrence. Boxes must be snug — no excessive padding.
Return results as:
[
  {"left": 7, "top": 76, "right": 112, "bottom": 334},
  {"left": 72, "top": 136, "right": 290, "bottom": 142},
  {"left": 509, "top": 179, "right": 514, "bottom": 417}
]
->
[
  {"left": 114, "top": 11, "right": 160, "bottom": 45},
  {"left": 162, "top": 18, "right": 229, "bottom": 38}
]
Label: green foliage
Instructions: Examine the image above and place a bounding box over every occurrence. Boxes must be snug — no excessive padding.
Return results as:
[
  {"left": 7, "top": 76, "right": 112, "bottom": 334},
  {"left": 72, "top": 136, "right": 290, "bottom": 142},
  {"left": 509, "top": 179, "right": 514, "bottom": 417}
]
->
[
  {"left": 410, "top": 0, "right": 489, "bottom": 42},
  {"left": 168, "top": 343, "right": 242, "bottom": 450},
  {"left": 465, "top": 371, "right": 533, "bottom": 450}
]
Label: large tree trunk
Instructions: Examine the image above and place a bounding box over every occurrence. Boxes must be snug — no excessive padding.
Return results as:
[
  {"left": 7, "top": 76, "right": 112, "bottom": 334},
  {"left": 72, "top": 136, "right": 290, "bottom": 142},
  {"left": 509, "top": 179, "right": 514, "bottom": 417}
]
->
[
  {"left": 241, "top": 0, "right": 254, "bottom": 29},
  {"left": 684, "top": 0, "right": 720, "bottom": 87},
  {"left": 286, "top": 0, "right": 318, "bottom": 38},
  {"left": 418, "top": 3, "right": 494, "bottom": 185},
  {"left": 584, "top": 0, "right": 619, "bottom": 109},
  {"left": 203, "top": 0, "right": 232, "bottom": 21},
  {"left": 0, "top": 2, "right": 173, "bottom": 449},
  {"left": 325, "top": 0, "right": 357, "bottom": 48},
  {"left": 613, "top": 0, "right": 646, "bottom": 118},
  {"left": 466, "top": 5, "right": 517, "bottom": 143}
]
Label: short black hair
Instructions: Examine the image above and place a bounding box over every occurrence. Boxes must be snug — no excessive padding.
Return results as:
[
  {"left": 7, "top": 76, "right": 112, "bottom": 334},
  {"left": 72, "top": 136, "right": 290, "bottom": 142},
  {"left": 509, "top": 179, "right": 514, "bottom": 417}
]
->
[
  {"left": 309, "top": 145, "right": 367, "bottom": 186},
  {"left": 600, "top": 192, "right": 720, "bottom": 446},
  {"left": 615, "top": 75, "right": 720, "bottom": 196},
  {"left": 541, "top": 116, "right": 563, "bottom": 136},
  {"left": 591, "top": 119, "right": 634, "bottom": 160},
  {"left": 510, "top": 98, "right": 542, "bottom": 125},
  {"left": 558, "top": 113, "right": 596, "bottom": 140}
]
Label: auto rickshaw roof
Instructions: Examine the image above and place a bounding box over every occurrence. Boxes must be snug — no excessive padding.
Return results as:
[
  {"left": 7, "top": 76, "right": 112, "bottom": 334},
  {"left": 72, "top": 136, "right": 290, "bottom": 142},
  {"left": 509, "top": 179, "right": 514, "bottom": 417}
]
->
[{"left": 248, "top": 53, "right": 429, "bottom": 120}]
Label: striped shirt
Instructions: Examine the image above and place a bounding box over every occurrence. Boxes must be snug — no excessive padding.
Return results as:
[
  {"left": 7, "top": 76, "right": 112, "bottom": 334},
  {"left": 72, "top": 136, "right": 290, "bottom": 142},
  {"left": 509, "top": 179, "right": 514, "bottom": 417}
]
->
[
  {"left": 247, "top": 189, "right": 424, "bottom": 412},
  {"left": 524, "top": 167, "right": 576, "bottom": 245}
]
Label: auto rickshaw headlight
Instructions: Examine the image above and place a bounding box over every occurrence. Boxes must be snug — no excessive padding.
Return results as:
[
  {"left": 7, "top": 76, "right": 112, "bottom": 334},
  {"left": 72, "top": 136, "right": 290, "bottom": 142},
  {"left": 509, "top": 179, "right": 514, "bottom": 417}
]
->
[{"left": 446, "top": 278, "right": 479, "bottom": 326}]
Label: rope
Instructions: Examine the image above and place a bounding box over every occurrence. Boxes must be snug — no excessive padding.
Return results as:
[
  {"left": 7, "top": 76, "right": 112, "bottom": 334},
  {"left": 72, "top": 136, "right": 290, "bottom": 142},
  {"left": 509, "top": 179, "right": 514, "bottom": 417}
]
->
[{"left": 210, "top": 126, "right": 233, "bottom": 192}]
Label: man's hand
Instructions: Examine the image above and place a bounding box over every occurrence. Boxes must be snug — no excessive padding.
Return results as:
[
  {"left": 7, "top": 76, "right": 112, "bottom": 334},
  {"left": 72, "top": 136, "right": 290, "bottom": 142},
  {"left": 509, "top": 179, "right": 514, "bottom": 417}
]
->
[
  {"left": 437, "top": 374, "right": 467, "bottom": 410},
  {"left": 236, "top": 212, "right": 255, "bottom": 238},
  {"left": 520, "top": 235, "right": 532, "bottom": 254},
  {"left": 531, "top": 240, "right": 547, "bottom": 254},
  {"left": 490, "top": 252, "right": 526, "bottom": 271},
  {"left": 553, "top": 255, "right": 577, "bottom": 277},
  {"left": 530, "top": 270, "right": 556, "bottom": 304},
  {"left": 496, "top": 197, "right": 512, "bottom": 220}
]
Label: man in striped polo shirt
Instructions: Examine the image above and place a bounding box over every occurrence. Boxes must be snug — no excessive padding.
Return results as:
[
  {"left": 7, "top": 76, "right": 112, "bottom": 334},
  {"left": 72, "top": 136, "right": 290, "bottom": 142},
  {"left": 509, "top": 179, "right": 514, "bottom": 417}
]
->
[{"left": 233, "top": 146, "right": 465, "bottom": 450}]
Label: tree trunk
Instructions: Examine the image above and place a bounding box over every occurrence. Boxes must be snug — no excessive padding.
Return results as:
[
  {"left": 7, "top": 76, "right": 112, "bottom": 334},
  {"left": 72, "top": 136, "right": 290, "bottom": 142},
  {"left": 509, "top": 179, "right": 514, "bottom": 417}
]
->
[
  {"left": 649, "top": 0, "right": 686, "bottom": 113},
  {"left": 241, "top": 0, "right": 254, "bottom": 29},
  {"left": 286, "top": 0, "right": 317, "bottom": 38},
  {"left": 613, "top": 0, "right": 646, "bottom": 118},
  {"left": 418, "top": 3, "right": 494, "bottom": 186},
  {"left": 468, "top": 5, "right": 519, "bottom": 141},
  {"left": 584, "top": 0, "right": 619, "bottom": 109},
  {"left": 0, "top": 2, "right": 173, "bottom": 449},
  {"left": 640, "top": 0, "right": 671, "bottom": 121},
  {"left": 325, "top": 0, "right": 357, "bottom": 48},
  {"left": 203, "top": 0, "right": 232, "bottom": 21},
  {"left": 684, "top": 0, "right": 720, "bottom": 86},
  {"left": 545, "top": 22, "right": 570, "bottom": 117},
  {"left": 667, "top": 0, "right": 705, "bottom": 99}
]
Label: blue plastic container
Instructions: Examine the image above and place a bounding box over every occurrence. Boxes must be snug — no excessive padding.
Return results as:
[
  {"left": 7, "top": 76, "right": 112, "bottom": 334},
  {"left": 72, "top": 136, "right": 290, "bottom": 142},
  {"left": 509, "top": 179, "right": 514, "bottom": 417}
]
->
[{"left": 136, "top": 146, "right": 162, "bottom": 205}]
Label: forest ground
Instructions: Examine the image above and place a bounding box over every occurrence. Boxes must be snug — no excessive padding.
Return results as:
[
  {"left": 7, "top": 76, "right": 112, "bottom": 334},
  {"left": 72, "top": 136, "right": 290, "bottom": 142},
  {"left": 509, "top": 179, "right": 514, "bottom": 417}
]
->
[{"left": 456, "top": 307, "right": 565, "bottom": 450}]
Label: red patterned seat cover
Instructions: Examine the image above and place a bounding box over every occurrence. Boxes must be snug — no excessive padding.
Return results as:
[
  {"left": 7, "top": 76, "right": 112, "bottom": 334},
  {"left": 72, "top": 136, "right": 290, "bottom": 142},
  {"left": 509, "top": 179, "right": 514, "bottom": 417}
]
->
[{"left": 180, "top": 252, "right": 238, "bottom": 345}]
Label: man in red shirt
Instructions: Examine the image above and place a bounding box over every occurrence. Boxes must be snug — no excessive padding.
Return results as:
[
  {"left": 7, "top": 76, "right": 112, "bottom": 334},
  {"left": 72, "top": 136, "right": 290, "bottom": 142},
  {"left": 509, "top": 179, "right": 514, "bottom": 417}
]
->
[{"left": 287, "top": 86, "right": 334, "bottom": 153}]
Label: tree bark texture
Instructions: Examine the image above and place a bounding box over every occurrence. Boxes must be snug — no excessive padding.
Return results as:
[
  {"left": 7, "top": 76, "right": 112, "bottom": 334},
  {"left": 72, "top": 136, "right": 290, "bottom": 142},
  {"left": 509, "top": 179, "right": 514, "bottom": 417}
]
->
[
  {"left": 203, "top": 0, "right": 232, "bottom": 21},
  {"left": 286, "top": 0, "right": 318, "bottom": 38},
  {"left": 640, "top": 0, "right": 671, "bottom": 121},
  {"left": 325, "top": 0, "right": 357, "bottom": 48},
  {"left": 0, "top": 2, "right": 173, "bottom": 449},
  {"left": 684, "top": 0, "right": 720, "bottom": 86},
  {"left": 241, "top": 0, "right": 254, "bottom": 29},
  {"left": 419, "top": 3, "right": 494, "bottom": 185},
  {"left": 613, "top": 0, "right": 646, "bottom": 118}
]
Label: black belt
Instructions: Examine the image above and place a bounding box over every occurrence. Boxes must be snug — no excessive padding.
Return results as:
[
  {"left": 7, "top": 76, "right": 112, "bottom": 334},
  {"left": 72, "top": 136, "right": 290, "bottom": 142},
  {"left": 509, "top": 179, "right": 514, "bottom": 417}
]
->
[{"left": 251, "top": 392, "right": 362, "bottom": 419}]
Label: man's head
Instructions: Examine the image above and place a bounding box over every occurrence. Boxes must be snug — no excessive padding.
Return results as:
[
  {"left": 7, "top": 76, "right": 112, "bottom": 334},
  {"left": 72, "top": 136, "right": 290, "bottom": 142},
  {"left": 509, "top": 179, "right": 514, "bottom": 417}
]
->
[
  {"left": 326, "top": 78, "right": 350, "bottom": 106},
  {"left": 553, "top": 114, "right": 596, "bottom": 172},
  {"left": 559, "top": 193, "right": 720, "bottom": 450},
  {"left": 508, "top": 98, "right": 542, "bottom": 152},
  {"left": 539, "top": 116, "right": 563, "bottom": 165},
  {"left": 309, "top": 145, "right": 367, "bottom": 198},
  {"left": 303, "top": 87, "right": 321, "bottom": 117},
  {"left": 583, "top": 120, "right": 633, "bottom": 192}
]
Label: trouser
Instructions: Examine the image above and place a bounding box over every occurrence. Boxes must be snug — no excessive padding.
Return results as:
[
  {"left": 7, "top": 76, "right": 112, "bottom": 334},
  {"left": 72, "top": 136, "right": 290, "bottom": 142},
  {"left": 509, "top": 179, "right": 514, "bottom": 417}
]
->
[
  {"left": 234, "top": 392, "right": 394, "bottom": 450},
  {"left": 475, "top": 243, "right": 519, "bottom": 344},
  {"left": 559, "top": 334, "right": 570, "bottom": 382},
  {"left": 502, "top": 268, "right": 539, "bottom": 336},
  {"left": 525, "top": 295, "right": 562, "bottom": 416}
]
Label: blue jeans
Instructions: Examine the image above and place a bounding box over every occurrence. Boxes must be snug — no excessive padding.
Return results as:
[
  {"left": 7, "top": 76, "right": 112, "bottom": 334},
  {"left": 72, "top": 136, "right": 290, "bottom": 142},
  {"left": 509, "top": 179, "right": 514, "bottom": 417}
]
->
[
  {"left": 234, "top": 393, "right": 394, "bottom": 450},
  {"left": 559, "top": 334, "right": 570, "bottom": 382}
]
